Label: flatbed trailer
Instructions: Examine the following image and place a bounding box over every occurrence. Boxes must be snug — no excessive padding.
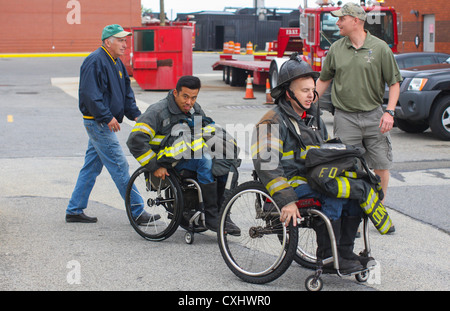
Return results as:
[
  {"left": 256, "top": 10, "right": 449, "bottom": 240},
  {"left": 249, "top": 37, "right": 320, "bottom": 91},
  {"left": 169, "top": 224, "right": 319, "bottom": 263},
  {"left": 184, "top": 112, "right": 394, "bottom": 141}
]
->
[
  {"left": 212, "top": 54, "right": 272, "bottom": 86},
  {"left": 211, "top": 27, "right": 301, "bottom": 87}
]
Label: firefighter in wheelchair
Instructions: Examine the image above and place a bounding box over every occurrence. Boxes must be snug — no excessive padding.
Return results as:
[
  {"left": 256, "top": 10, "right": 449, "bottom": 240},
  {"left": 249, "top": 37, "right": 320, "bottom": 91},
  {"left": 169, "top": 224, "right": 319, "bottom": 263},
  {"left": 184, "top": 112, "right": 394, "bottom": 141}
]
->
[
  {"left": 126, "top": 76, "right": 240, "bottom": 243},
  {"left": 224, "top": 53, "right": 392, "bottom": 288}
]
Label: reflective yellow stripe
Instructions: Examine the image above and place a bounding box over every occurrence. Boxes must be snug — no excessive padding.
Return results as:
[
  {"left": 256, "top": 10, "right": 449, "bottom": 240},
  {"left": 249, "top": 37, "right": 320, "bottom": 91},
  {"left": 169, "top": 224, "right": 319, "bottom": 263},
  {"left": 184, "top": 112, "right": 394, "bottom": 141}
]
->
[
  {"left": 251, "top": 138, "right": 282, "bottom": 158},
  {"left": 137, "top": 149, "right": 156, "bottom": 166},
  {"left": 157, "top": 138, "right": 207, "bottom": 160},
  {"left": 344, "top": 171, "right": 357, "bottom": 178},
  {"left": 149, "top": 135, "right": 165, "bottom": 146},
  {"left": 299, "top": 145, "right": 320, "bottom": 159},
  {"left": 157, "top": 140, "right": 189, "bottom": 160},
  {"left": 266, "top": 177, "right": 290, "bottom": 196},
  {"left": 282, "top": 150, "right": 294, "bottom": 160},
  {"left": 132, "top": 123, "right": 155, "bottom": 138},
  {"left": 336, "top": 176, "right": 350, "bottom": 198},
  {"left": 288, "top": 176, "right": 307, "bottom": 187},
  {"left": 202, "top": 125, "right": 216, "bottom": 134},
  {"left": 360, "top": 188, "right": 377, "bottom": 214},
  {"left": 379, "top": 215, "right": 392, "bottom": 234},
  {"left": 83, "top": 115, "right": 94, "bottom": 120},
  {"left": 191, "top": 138, "right": 206, "bottom": 151}
]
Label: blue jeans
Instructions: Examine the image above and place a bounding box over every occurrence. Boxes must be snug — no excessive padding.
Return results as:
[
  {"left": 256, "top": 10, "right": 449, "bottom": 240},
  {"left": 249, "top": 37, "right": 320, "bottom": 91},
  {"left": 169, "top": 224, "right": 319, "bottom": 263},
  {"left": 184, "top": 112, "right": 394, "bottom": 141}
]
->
[
  {"left": 175, "top": 153, "right": 215, "bottom": 184},
  {"left": 66, "top": 119, "right": 143, "bottom": 218},
  {"left": 174, "top": 153, "right": 227, "bottom": 184},
  {"left": 294, "top": 184, "right": 361, "bottom": 221}
]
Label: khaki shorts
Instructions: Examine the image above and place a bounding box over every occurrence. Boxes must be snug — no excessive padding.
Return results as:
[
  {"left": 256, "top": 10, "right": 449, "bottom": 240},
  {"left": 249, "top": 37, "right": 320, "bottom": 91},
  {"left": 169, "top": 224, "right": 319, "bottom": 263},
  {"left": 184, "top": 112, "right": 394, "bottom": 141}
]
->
[{"left": 333, "top": 106, "right": 393, "bottom": 170}]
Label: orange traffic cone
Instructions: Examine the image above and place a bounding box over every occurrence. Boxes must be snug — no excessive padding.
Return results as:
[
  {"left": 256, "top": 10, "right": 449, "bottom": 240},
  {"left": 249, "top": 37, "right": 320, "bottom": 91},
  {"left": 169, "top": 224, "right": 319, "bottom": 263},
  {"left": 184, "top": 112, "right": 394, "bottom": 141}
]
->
[
  {"left": 223, "top": 42, "right": 229, "bottom": 54},
  {"left": 246, "top": 42, "right": 253, "bottom": 54},
  {"left": 243, "top": 75, "right": 256, "bottom": 100},
  {"left": 234, "top": 42, "right": 241, "bottom": 54},
  {"left": 264, "top": 78, "right": 274, "bottom": 104},
  {"left": 228, "top": 41, "right": 235, "bottom": 54}
]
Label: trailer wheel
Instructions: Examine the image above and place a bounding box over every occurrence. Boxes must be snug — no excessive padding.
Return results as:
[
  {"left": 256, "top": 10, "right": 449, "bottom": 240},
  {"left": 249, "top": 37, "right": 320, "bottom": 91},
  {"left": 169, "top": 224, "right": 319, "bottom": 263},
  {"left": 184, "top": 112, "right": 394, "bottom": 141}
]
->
[
  {"left": 225, "top": 66, "right": 231, "bottom": 84},
  {"left": 222, "top": 67, "right": 226, "bottom": 82},
  {"left": 230, "top": 67, "right": 246, "bottom": 87}
]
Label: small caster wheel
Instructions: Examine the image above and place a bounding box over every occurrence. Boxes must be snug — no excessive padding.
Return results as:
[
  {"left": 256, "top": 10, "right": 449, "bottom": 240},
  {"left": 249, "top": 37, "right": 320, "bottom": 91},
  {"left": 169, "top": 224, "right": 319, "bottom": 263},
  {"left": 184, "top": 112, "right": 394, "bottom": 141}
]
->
[
  {"left": 355, "top": 270, "right": 370, "bottom": 283},
  {"left": 185, "top": 231, "right": 194, "bottom": 244},
  {"left": 305, "top": 275, "right": 323, "bottom": 291}
]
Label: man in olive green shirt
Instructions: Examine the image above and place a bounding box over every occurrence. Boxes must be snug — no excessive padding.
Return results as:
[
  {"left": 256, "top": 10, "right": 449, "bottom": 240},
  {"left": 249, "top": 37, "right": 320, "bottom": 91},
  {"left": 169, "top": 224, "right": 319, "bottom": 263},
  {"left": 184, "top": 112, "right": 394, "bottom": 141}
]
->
[{"left": 316, "top": 3, "right": 401, "bottom": 212}]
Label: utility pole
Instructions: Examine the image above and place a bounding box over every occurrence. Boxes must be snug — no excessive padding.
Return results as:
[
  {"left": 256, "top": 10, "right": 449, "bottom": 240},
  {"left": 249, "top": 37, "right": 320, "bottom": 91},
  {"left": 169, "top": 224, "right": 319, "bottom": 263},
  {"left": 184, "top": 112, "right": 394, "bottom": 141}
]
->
[{"left": 160, "top": 0, "right": 165, "bottom": 26}]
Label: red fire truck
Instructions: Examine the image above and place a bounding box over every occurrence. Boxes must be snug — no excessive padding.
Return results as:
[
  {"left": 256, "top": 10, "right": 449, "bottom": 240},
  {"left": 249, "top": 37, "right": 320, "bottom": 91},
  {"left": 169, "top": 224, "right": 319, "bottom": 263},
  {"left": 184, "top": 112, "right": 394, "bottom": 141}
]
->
[{"left": 212, "top": 0, "right": 400, "bottom": 111}]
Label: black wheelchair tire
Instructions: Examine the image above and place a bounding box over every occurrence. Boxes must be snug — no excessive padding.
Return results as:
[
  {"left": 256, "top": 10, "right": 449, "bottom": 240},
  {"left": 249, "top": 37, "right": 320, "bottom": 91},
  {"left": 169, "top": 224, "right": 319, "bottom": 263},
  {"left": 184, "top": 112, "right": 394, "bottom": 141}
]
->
[
  {"left": 125, "top": 167, "right": 183, "bottom": 241},
  {"left": 217, "top": 181, "right": 298, "bottom": 284}
]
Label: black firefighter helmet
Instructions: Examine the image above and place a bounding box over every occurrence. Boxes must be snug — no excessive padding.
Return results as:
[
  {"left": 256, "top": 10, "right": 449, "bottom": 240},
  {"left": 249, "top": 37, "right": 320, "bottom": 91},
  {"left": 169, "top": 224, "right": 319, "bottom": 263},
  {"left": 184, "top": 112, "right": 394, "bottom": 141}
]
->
[{"left": 270, "top": 52, "right": 320, "bottom": 100}]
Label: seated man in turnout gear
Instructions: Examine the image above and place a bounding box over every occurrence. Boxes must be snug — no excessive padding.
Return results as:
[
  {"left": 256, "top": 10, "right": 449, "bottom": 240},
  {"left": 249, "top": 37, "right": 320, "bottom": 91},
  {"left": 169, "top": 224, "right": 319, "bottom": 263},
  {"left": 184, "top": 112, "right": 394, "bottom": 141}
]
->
[
  {"left": 127, "top": 76, "right": 240, "bottom": 235},
  {"left": 252, "top": 53, "right": 372, "bottom": 274}
]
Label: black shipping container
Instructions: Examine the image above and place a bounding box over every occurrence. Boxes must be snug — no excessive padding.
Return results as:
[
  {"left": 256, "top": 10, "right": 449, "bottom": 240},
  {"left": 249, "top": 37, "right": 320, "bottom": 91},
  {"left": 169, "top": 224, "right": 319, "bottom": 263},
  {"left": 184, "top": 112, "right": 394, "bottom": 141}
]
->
[{"left": 177, "top": 9, "right": 300, "bottom": 51}]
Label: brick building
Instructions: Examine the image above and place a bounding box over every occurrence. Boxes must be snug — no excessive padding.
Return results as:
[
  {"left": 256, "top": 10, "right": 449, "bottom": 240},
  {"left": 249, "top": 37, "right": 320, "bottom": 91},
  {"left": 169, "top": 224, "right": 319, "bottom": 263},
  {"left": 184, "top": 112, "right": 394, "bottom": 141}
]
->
[
  {"left": 1, "top": 0, "right": 141, "bottom": 53},
  {"left": 383, "top": 0, "right": 450, "bottom": 53}
]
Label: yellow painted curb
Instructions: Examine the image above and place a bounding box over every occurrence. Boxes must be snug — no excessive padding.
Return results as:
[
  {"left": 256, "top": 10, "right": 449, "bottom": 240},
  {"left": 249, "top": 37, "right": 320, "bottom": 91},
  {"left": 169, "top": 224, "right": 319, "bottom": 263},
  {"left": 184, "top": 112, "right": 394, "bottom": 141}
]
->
[{"left": 0, "top": 53, "right": 90, "bottom": 58}]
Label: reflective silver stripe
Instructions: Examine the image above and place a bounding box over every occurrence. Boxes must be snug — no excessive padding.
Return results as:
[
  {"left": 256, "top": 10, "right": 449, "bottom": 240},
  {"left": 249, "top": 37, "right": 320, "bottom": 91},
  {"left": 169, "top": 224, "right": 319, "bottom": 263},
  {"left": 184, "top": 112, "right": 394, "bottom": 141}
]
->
[
  {"left": 361, "top": 188, "right": 377, "bottom": 214},
  {"left": 344, "top": 171, "right": 357, "bottom": 178},
  {"left": 149, "top": 135, "right": 165, "bottom": 145},
  {"left": 336, "top": 176, "right": 350, "bottom": 198},
  {"left": 137, "top": 149, "right": 156, "bottom": 166},
  {"left": 132, "top": 123, "right": 155, "bottom": 138},
  {"left": 288, "top": 176, "right": 307, "bottom": 187},
  {"left": 379, "top": 215, "right": 392, "bottom": 234},
  {"left": 266, "top": 177, "right": 289, "bottom": 196}
]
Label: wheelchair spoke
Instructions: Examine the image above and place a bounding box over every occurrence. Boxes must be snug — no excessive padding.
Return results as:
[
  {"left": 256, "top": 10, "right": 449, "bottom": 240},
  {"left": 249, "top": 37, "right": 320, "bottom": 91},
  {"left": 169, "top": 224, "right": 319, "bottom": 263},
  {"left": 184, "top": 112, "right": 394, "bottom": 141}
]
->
[
  {"left": 125, "top": 167, "right": 183, "bottom": 241},
  {"left": 218, "top": 181, "right": 298, "bottom": 284}
]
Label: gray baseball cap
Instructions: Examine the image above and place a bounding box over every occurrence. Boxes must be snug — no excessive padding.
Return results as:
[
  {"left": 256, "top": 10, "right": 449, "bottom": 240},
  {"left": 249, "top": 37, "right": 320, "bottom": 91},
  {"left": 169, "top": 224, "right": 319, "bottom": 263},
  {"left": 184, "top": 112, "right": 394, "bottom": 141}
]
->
[{"left": 331, "top": 2, "right": 367, "bottom": 21}]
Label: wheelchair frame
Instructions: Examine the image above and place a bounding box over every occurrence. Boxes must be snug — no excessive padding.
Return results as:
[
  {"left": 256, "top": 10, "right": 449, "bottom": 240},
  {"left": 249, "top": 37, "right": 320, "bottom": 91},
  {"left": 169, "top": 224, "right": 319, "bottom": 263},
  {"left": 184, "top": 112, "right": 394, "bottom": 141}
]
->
[
  {"left": 217, "top": 170, "right": 375, "bottom": 291},
  {"left": 125, "top": 166, "right": 208, "bottom": 244}
]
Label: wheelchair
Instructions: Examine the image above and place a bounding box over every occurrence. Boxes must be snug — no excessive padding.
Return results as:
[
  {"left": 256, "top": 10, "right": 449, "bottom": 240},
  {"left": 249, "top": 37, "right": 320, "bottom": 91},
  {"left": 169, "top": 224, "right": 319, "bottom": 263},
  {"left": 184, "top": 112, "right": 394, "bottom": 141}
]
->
[
  {"left": 217, "top": 170, "right": 374, "bottom": 291},
  {"left": 125, "top": 166, "right": 209, "bottom": 244}
]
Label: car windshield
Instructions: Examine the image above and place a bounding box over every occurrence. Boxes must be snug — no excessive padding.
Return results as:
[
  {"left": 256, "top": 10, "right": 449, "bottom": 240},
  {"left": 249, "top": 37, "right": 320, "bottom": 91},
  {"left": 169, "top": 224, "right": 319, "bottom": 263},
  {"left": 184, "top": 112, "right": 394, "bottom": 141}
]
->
[
  {"left": 319, "top": 13, "right": 341, "bottom": 50},
  {"left": 319, "top": 10, "right": 395, "bottom": 50},
  {"left": 446, "top": 57, "right": 450, "bottom": 64}
]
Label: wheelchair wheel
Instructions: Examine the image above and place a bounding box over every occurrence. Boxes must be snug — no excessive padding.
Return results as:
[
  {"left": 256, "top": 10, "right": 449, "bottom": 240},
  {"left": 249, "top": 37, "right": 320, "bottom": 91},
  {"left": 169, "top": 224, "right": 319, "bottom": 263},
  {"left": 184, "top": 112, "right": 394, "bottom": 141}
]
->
[
  {"left": 305, "top": 275, "right": 323, "bottom": 291},
  {"left": 125, "top": 167, "right": 183, "bottom": 241},
  {"left": 218, "top": 181, "right": 298, "bottom": 284},
  {"left": 294, "top": 216, "right": 318, "bottom": 270}
]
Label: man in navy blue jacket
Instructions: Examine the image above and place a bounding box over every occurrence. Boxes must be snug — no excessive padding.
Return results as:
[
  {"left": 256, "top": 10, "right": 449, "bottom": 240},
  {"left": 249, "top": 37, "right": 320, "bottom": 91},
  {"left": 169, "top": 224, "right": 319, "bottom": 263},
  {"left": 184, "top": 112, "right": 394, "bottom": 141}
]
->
[{"left": 66, "top": 24, "right": 159, "bottom": 224}]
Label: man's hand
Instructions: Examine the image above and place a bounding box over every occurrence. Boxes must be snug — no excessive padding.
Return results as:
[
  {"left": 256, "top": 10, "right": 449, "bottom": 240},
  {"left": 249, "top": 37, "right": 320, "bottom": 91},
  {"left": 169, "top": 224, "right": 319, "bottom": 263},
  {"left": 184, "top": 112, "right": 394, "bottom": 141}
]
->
[
  {"left": 379, "top": 113, "right": 394, "bottom": 134},
  {"left": 380, "top": 82, "right": 400, "bottom": 134},
  {"left": 108, "top": 117, "right": 121, "bottom": 132},
  {"left": 153, "top": 167, "right": 170, "bottom": 180},
  {"left": 280, "top": 202, "right": 301, "bottom": 227}
]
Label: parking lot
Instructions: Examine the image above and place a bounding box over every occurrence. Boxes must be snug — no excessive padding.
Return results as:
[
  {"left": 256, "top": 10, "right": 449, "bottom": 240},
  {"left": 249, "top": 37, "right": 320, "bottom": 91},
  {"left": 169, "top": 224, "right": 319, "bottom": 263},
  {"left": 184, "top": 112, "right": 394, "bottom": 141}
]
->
[{"left": 0, "top": 53, "right": 449, "bottom": 292}]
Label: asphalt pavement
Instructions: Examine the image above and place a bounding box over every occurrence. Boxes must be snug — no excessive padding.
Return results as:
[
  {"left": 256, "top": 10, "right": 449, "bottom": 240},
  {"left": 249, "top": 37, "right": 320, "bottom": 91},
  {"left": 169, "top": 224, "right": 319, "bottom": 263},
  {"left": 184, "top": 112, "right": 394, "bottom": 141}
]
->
[{"left": 0, "top": 53, "right": 449, "bottom": 293}]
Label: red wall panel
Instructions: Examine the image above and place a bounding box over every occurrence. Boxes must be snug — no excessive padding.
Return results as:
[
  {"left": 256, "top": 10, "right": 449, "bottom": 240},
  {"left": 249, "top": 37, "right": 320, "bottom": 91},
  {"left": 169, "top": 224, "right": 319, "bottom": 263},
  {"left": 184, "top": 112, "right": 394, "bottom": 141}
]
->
[{"left": 1, "top": 0, "right": 141, "bottom": 53}]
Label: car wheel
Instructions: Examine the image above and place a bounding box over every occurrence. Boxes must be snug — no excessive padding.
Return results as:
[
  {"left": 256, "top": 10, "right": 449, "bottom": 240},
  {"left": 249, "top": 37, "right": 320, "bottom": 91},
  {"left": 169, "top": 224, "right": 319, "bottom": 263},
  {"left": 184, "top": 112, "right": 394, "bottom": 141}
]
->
[
  {"left": 429, "top": 95, "right": 450, "bottom": 141},
  {"left": 395, "top": 118, "right": 429, "bottom": 133}
]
